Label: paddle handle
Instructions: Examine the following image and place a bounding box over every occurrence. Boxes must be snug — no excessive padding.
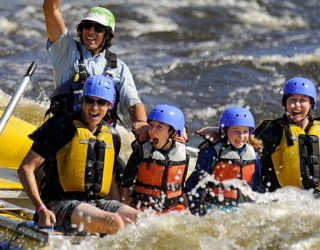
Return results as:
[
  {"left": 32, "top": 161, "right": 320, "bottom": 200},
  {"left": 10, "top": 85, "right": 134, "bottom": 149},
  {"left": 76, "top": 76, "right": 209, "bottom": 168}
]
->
[
  {"left": 0, "top": 61, "right": 37, "bottom": 135},
  {"left": 25, "top": 61, "right": 37, "bottom": 77}
]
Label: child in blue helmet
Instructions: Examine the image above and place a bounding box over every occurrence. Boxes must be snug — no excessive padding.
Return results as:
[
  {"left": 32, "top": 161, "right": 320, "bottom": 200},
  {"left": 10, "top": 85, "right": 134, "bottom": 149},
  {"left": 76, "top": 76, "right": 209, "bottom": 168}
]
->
[
  {"left": 120, "top": 104, "right": 190, "bottom": 213},
  {"left": 254, "top": 77, "right": 320, "bottom": 195},
  {"left": 185, "top": 106, "right": 263, "bottom": 215}
]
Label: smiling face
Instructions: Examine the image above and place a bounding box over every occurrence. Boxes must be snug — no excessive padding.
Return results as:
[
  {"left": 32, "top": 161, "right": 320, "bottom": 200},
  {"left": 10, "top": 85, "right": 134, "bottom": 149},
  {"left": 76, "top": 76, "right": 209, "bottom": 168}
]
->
[
  {"left": 148, "top": 120, "right": 173, "bottom": 149},
  {"left": 285, "top": 94, "right": 311, "bottom": 125},
  {"left": 82, "top": 96, "right": 110, "bottom": 132},
  {"left": 81, "top": 21, "right": 106, "bottom": 55},
  {"left": 226, "top": 126, "right": 250, "bottom": 149}
]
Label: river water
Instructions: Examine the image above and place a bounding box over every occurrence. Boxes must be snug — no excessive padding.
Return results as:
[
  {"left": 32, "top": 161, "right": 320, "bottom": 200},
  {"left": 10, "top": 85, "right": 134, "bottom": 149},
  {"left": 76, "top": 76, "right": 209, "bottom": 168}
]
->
[{"left": 1, "top": 0, "right": 320, "bottom": 249}]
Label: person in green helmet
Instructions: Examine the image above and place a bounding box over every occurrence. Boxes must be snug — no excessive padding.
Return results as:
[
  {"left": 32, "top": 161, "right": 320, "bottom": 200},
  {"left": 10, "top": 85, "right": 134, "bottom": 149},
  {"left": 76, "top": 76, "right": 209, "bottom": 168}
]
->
[
  {"left": 43, "top": 0, "right": 150, "bottom": 186},
  {"left": 43, "top": 0, "right": 148, "bottom": 135}
]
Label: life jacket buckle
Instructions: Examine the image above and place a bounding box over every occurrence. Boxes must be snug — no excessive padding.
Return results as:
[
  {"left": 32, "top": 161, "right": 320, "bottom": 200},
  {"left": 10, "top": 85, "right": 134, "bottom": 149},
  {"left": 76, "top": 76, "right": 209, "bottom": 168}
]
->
[
  {"left": 166, "top": 184, "right": 181, "bottom": 191},
  {"left": 308, "top": 156, "right": 319, "bottom": 164},
  {"left": 311, "top": 178, "right": 320, "bottom": 187},
  {"left": 233, "top": 159, "right": 244, "bottom": 165},
  {"left": 307, "top": 135, "right": 319, "bottom": 143}
]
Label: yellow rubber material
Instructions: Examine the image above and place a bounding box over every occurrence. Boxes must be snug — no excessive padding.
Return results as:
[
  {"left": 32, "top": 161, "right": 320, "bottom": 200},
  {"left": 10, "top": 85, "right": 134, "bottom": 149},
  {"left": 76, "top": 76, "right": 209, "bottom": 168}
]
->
[{"left": 0, "top": 110, "right": 36, "bottom": 170}]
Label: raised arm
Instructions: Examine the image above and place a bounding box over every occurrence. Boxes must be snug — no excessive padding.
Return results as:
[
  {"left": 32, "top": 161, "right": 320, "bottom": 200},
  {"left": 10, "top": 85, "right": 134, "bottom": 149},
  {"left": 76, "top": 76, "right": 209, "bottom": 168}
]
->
[{"left": 43, "top": 0, "right": 66, "bottom": 42}]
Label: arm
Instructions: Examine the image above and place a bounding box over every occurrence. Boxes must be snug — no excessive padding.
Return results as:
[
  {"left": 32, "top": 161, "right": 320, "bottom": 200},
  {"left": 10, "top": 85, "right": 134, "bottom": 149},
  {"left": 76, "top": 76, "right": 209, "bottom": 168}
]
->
[
  {"left": 120, "top": 187, "right": 132, "bottom": 206},
  {"left": 43, "top": 0, "right": 66, "bottom": 42},
  {"left": 129, "top": 103, "right": 147, "bottom": 123},
  {"left": 250, "top": 152, "right": 264, "bottom": 193},
  {"left": 185, "top": 148, "right": 215, "bottom": 215},
  {"left": 196, "top": 127, "right": 220, "bottom": 143},
  {"left": 18, "top": 150, "right": 56, "bottom": 227},
  {"left": 120, "top": 147, "right": 142, "bottom": 204},
  {"left": 114, "top": 60, "right": 148, "bottom": 141},
  {"left": 257, "top": 122, "right": 283, "bottom": 192},
  {"left": 109, "top": 175, "right": 120, "bottom": 200},
  {"left": 130, "top": 103, "right": 149, "bottom": 143}
]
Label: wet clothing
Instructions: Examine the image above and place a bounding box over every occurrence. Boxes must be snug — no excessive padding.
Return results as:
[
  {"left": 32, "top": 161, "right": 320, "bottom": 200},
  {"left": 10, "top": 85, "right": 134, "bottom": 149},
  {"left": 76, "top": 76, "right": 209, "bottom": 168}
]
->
[
  {"left": 30, "top": 111, "right": 121, "bottom": 229},
  {"left": 121, "top": 140, "right": 189, "bottom": 212},
  {"left": 46, "top": 199, "right": 123, "bottom": 232},
  {"left": 46, "top": 29, "right": 142, "bottom": 118},
  {"left": 185, "top": 139, "right": 261, "bottom": 215},
  {"left": 255, "top": 115, "right": 320, "bottom": 193},
  {"left": 56, "top": 120, "right": 115, "bottom": 196}
]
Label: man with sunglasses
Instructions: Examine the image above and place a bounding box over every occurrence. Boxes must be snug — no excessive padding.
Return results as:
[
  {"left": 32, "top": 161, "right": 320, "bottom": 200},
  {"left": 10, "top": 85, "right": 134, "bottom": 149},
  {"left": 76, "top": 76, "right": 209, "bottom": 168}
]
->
[
  {"left": 43, "top": 0, "right": 148, "bottom": 137},
  {"left": 18, "top": 75, "right": 139, "bottom": 235}
]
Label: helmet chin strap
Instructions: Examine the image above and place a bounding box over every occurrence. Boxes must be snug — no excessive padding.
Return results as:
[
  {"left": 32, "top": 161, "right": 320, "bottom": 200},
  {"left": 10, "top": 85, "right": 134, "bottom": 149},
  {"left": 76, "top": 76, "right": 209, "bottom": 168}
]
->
[{"left": 162, "top": 129, "right": 176, "bottom": 149}]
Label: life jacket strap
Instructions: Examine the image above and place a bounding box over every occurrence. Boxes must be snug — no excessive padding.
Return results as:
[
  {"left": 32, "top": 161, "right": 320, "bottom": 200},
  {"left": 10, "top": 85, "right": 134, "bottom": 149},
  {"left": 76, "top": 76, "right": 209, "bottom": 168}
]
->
[{"left": 298, "top": 134, "right": 320, "bottom": 188}]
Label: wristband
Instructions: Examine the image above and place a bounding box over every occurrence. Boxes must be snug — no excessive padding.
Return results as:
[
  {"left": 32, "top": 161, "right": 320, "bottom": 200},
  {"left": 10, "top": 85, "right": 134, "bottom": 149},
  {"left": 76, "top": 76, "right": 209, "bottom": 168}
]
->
[{"left": 36, "top": 204, "right": 46, "bottom": 213}]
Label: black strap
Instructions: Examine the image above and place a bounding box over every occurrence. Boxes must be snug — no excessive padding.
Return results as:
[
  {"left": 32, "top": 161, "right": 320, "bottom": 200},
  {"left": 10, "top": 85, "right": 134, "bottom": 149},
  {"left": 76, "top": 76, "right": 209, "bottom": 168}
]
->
[
  {"left": 218, "top": 158, "right": 256, "bottom": 166},
  {"left": 131, "top": 194, "right": 183, "bottom": 211},
  {"left": 298, "top": 134, "right": 320, "bottom": 188},
  {"left": 106, "top": 50, "right": 117, "bottom": 69},
  {"left": 75, "top": 42, "right": 88, "bottom": 84},
  {"left": 283, "top": 123, "right": 294, "bottom": 146},
  {"left": 181, "top": 154, "right": 190, "bottom": 189}
]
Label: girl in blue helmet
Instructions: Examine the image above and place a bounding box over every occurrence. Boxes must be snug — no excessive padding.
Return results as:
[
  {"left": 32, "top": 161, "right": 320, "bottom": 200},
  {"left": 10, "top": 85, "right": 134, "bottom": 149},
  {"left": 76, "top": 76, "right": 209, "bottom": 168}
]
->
[
  {"left": 185, "top": 106, "right": 263, "bottom": 215},
  {"left": 120, "top": 104, "right": 190, "bottom": 213},
  {"left": 254, "top": 77, "right": 320, "bottom": 194}
]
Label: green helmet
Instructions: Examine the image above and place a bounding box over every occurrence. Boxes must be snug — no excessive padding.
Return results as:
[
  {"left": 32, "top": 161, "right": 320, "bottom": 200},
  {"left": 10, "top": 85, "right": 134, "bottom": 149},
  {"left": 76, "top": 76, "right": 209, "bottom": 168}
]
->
[{"left": 81, "top": 7, "right": 115, "bottom": 32}]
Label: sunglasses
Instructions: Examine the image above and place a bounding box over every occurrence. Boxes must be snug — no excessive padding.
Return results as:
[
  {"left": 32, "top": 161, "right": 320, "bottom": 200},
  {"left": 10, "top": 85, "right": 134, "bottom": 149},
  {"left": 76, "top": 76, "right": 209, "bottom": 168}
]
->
[
  {"left": 83, "top": 96, "right": 108, "bottom": 106},
  {"left": 82, "top": 21, "right": 106, "bottom": 33}
]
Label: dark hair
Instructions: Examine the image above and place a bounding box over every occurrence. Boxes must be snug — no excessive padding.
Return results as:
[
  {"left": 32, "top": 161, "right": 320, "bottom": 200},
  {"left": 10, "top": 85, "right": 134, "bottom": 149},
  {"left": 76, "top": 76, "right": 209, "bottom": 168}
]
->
[{"left": 76, "top": 21, "right": 114, "bottom": 51}]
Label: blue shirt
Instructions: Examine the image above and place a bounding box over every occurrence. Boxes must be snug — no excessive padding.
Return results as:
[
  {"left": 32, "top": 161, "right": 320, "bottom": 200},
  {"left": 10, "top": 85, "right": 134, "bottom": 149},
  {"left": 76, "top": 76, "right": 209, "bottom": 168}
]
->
[{"left": 46, "top": 29, "right": 142, "bottom": 116}]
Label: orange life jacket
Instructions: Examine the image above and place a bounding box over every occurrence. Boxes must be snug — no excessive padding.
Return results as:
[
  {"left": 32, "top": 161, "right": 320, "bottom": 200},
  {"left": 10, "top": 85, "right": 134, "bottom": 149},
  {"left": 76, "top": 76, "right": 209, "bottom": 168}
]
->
[
  {"left": 132, "top": 141, "right": 188, "bottom": 211},
  {"left": 208, "top": 142, "right": 256, "bottom": 205}
]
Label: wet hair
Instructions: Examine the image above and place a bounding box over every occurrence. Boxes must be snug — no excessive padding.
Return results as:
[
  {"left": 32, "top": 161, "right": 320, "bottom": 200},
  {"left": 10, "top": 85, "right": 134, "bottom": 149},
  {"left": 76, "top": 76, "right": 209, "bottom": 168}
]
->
[{"left": 76, "top": 21, "right": 115, "bottom": 51}]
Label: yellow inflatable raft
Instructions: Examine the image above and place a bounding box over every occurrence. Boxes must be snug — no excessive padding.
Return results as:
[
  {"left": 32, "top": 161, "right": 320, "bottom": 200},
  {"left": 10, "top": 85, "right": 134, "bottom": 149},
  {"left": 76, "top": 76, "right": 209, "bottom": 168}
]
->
[
  {"left": 0, "top": 110, "right": 36, "bottom": 207},
  {"left": 0, "top": 110, "right": 36, "bottom": 170}
]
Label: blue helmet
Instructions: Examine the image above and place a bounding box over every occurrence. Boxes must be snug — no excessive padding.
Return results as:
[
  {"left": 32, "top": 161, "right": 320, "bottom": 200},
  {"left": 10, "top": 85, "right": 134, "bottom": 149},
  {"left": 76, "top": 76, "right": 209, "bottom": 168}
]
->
[
  {"left": 282, "top": 77, "right": 317, "bottom": 109},
  {"left": 219, "top": 106, "right": 255, "bottom": 133},
  {"left": 147, "top": 104, "right": 185, "bottom": 136},
  {"left": 83, "top": 75, "right": 115, "bottom": 104}
]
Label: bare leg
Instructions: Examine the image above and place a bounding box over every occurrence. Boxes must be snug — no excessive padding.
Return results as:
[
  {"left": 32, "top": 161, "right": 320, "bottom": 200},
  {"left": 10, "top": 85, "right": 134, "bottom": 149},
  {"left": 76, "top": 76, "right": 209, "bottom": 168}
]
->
[
  {"left": 117, "top": 204, "right": 140, "bottom": 225},
  {"left": 71, "top": 203, "right": 125, "bottom": 235}
]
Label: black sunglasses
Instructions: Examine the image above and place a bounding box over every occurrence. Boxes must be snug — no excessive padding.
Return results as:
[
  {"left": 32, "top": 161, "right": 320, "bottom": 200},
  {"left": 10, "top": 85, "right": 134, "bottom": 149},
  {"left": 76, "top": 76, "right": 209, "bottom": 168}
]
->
[
  {"left": 83, "top": 96, "right": 108, "bottom": 106},
  {"left": 82, "top": 21, "right": 106, "bottom": 33}
]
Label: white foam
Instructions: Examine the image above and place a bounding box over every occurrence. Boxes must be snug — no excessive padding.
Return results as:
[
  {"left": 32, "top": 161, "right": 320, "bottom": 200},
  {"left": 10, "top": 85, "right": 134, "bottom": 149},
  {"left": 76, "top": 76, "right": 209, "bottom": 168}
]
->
[{"left": 0, "top": 17, "right": 17, "bottom": 34}]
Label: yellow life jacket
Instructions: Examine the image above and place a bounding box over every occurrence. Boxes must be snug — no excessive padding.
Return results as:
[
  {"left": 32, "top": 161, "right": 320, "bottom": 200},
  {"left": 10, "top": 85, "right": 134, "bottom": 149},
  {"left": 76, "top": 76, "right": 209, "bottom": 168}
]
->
[
  {"left": 56, "top": 120, "right": 115, "bottom": 196},
  {"left": 271, "top": 120, "right": 320, "bottom": 191}
]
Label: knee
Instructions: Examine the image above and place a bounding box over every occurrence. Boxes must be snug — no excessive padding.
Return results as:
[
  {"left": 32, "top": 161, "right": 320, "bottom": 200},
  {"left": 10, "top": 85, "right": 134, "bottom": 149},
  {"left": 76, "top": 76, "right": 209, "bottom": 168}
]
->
[
  {"left": 117, "top": 205, "right": 139, "bottom": 224},
  {"left": 106, "top": 213, "right": 125, "bottom": 234}
]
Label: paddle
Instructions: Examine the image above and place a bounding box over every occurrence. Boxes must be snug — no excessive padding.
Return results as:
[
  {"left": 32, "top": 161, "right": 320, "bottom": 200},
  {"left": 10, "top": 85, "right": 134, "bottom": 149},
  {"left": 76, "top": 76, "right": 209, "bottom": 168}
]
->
[{"left": 0, "top": 61, "right": 37, "bottom": 135}]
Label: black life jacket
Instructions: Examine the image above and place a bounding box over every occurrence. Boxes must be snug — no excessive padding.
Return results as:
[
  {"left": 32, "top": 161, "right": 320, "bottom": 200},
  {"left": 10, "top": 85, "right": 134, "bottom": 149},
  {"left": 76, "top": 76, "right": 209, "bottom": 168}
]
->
[{"left": 45, "top": 42, "right": 121, "bottom": 127}]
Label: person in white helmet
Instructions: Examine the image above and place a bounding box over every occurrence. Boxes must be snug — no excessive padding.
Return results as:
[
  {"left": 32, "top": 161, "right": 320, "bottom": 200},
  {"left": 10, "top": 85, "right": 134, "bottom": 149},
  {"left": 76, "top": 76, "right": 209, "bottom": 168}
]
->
[{"left": 43, "top": 0, "right": 148, "bottom": 136}]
